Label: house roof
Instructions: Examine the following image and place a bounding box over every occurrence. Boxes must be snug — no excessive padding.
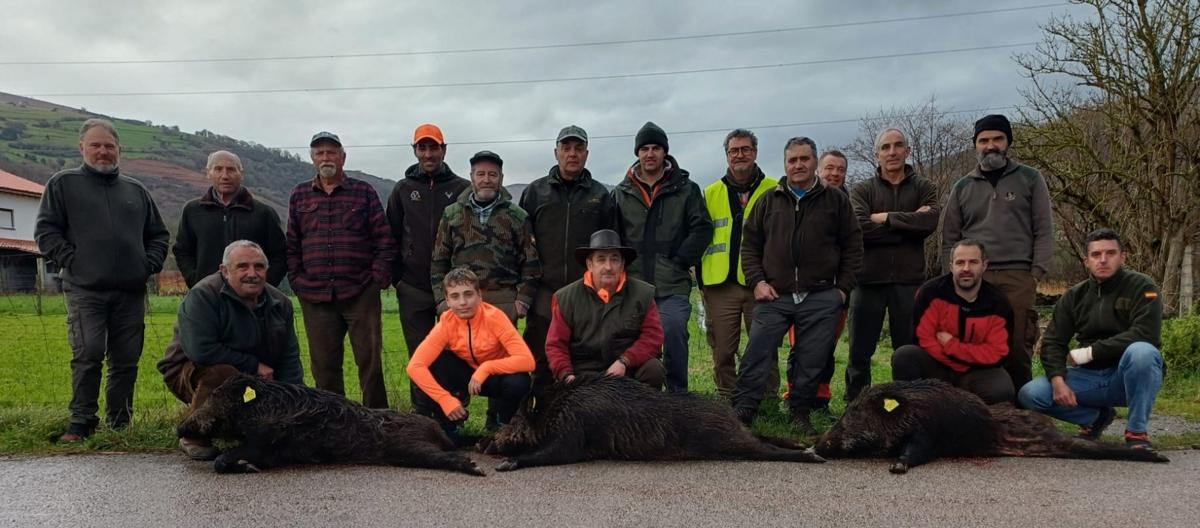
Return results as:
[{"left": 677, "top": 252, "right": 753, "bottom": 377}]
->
[
  {"left": 0, "top": 237, "right": 39, "bottom": 255},
  {"left": 0, "top": 169, "right": 44, "bottom": 198}
]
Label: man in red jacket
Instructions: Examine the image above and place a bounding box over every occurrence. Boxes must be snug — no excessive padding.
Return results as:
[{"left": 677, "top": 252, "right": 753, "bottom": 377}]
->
[{"left": 891, "top": 239, "right": 1015, "bottom": 404}]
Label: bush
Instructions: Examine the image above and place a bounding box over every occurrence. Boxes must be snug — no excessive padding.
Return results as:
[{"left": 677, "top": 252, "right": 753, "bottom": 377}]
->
[{"left": 1162, "top": 314, "right": 1200, "bottom": 375}]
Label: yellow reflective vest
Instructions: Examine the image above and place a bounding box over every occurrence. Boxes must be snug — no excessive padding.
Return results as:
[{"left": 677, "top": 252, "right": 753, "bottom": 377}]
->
[{"left": 700, "top": 175, "right": 776, "bottom": 286}]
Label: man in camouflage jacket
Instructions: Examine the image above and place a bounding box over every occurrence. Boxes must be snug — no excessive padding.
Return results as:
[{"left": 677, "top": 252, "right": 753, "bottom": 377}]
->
[{"left": 431, "top": 150, "right": 541, "bottom": 322}]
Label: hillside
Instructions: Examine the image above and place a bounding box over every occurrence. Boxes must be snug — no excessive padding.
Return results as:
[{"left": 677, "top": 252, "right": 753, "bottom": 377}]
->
[{"left": 0, "top": 92, "right": 396, "bottom": 231}]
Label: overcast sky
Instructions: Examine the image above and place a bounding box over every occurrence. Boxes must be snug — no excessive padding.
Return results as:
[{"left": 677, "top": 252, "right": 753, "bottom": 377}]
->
[{"left": 1, "top": 0, "right": 1090, "bottom": 187}]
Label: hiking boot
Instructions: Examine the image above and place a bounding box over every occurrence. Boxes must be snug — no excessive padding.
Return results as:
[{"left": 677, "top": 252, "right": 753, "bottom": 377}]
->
[
  {"left": 734, "top": 407, "right": 757, "bottom": 427},
  {"left": 790, "top": 410, "right": 818, "bottom": 438},
  {"left": 1077, "top": 407, "right": 1116, "bottom": 441},
  {"left": 179, "top": 437, "right": 220, "bottom": 461},
  {"left": 57, "top": 423, "right": 93, "bottom": 444},
  {"left": 1124, "top": 431, "right": 1154, "bottom": 450}
]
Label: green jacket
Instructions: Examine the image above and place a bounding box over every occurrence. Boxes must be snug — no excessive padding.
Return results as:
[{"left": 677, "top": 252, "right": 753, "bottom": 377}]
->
[
  {"left": 431, "top": 189, "right": 541, "bottom": 307},
  {"left": 612, "top": 156, "right": 714, "bottom": 297},
  {"left": 173, "top": 186, "right": 287, "bottom": 288},
  {"left": 551, "top": 276, "right": 658, "bottom": 375},
  {"left": 1041, "top": 267, "right": 1162, "bottom": 379},
  {"left": 157, "top": 272, "right": 305, "bottom": 387}
]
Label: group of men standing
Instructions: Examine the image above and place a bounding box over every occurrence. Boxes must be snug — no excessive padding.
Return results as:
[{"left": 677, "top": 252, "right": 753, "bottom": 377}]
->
[{"left": 36, "top": 113, "right": 1166, "bottom": 455}]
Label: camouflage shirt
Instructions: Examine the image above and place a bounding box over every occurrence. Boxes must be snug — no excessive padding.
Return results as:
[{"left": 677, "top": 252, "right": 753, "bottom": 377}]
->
[{"left": 431, "top": 189, "right": 542, "bottom": 307}]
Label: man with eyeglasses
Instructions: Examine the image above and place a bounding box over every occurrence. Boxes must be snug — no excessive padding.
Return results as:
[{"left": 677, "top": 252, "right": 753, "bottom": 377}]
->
[{"left": 699, "top": 129, "right": 779, "bottom": 400}]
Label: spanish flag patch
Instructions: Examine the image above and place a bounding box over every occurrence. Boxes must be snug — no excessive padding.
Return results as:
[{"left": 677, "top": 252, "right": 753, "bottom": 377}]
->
[{"left": 1145, "top": 291, "right": 1159, "bottom": 300}]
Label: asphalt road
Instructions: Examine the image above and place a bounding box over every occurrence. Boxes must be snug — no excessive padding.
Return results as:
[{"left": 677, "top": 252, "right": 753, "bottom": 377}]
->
[{"left": 2, "top": 450, "right": 1198, "bottom": 527}]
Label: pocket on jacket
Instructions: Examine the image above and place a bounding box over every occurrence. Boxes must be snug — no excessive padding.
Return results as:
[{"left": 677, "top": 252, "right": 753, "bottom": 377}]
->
[{"left": 297, "top": 203, "right": 321, "bottom": 231}]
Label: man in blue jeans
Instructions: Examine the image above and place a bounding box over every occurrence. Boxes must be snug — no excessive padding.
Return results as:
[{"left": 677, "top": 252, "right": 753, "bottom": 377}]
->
[{"left": 1018, "top": 228, "right": 1163, "bottom": 449}]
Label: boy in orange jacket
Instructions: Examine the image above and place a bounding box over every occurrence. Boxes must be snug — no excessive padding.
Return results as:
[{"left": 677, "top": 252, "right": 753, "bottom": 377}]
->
[{"left": 407, "top": 267, "right": 535, "bottom": 439}]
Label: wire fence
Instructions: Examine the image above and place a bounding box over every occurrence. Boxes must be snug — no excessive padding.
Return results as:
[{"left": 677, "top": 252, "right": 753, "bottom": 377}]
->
[{"left": 1, "top": 251, "right": 1198, "bottom": 412}]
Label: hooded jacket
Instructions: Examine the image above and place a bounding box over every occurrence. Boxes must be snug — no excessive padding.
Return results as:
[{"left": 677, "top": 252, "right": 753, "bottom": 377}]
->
[
  {"left": 611, "top": 155, "right": 713, "bottom": 297},
  {"left": 386, "top": 162, "right": 471, "bottom": 290}
]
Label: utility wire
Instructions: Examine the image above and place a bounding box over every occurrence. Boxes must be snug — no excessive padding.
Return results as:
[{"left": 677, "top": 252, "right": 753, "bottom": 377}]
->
[
  {"left": 19, "top": 42, "right": 1035, "bottom": 98},
  {"left": 0, "top": 3, "right": 1066, "bottom": 66}
]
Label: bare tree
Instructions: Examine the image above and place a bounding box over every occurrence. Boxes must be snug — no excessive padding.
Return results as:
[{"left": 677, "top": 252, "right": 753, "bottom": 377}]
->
[
  {"left": 1015, "top": 0, "right": 1200, "bottom": 314},
  {"left": 840, "top": 95, "right": 975, "bottom": 276}
]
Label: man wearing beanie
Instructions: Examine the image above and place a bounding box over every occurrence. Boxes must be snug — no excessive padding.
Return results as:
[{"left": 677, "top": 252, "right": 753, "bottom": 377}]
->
[
  {"left": 942, "top": 114, "right": 1053, "bottom": 394},
  {"left": 612, "top": 121, "right": 714, "bottom": 393}
]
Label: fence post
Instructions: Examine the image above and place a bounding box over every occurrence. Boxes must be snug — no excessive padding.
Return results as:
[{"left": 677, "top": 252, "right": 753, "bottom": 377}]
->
[{"left": 35, "top": 256, "right": 44, "bottom": 316}]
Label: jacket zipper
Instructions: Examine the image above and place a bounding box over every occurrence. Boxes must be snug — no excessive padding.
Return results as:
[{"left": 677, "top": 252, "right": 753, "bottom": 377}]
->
[
  {"left": 563, "top": 186, "right": 572, "bottom": 283},
  {"left": 467, "top": 319, "right": 479, "bottom": 365}
]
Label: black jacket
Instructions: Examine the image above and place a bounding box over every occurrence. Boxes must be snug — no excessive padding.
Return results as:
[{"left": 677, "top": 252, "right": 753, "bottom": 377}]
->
[
  {"left": 386, "top": 163, "right": 471, "bottom": 291},
  {"left": 519, "top": 166, "right": 615, "bottom": 292},
  {"left": 849, "top": 165, "right": 940, "bottom": 285},
  {"left": 741, "top": 178, "right": 863, "bottom": 297},
  {"left": 35, "top": 164, "right": 170, "bottom": 291},
  {"left": 172, "top": 186, "right": 287, "bottom": 287}
]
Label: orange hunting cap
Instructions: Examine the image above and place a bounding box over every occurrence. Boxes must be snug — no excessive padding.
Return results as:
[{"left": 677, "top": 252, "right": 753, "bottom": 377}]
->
[{"left": 413, "top": 123, "right": 445, "bottom": 146}]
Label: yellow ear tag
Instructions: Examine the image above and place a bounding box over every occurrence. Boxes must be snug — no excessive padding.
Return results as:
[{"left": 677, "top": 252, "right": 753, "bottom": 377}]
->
[
  {"left": 243, "top": 387, "right": 257, "bottom": 403},
  {"left": 883, "top": 398, "right": 899, "bottom": 413}
]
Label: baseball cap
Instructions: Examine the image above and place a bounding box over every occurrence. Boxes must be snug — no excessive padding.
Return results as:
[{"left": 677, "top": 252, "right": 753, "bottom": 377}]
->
[
  {"left": 309, "top": 131, "right": 342, "bottom": 147},
  {"left": 413, "top": 123, "right": 445, "bottom": 145},
  {"left": 469, "top": 150, "right": 503, "bottom": 168},
  {"left": 557, "top": 125, "right": 588, "bottom": 144}
]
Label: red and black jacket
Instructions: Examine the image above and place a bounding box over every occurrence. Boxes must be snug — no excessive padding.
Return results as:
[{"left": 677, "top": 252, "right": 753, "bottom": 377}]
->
[{"left": 911, "top": 274, "right": 1012, "bottom": 373}]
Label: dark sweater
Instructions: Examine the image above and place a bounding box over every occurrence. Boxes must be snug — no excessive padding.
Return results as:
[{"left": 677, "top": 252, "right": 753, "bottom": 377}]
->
[
  {"left": 849, "top": 165, "right": 940, "bottom": 285},
  {"left": 1040, "top": 268, "right": 1163, "bottom": 379},
  {"left": 35, "top": 164, "right": 170, "bottom": 291},
  {"left": 172, "top": 187, "right": 287, "bottom": 287}
]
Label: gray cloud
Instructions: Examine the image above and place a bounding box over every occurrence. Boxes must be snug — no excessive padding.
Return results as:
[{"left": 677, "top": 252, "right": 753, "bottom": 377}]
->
[{"left": 1, "top": 0, "right": 1089, "bottom": 187}]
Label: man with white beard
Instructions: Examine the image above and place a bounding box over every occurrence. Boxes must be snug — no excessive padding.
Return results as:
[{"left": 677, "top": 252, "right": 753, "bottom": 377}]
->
[
  {"left": 430, "top": 150, "right": 541, "bottom": 324},
  {"left": 286, "top": 131, "right": 396, "bottom": 409},
  {"left": 941, "top": 114, "right": 1053, "bottom": 394}
]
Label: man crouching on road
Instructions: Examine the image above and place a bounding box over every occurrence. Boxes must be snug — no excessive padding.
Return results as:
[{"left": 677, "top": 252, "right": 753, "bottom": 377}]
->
[
  {"left": 158, "top": 240, "right": 305, "bottom": 460},
  {"left": 407, "top": 268, "right": 535, "bottom": 442}
]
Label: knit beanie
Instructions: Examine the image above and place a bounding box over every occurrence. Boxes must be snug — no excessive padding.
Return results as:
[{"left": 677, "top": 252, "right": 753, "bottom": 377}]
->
[
  {"left": 634, "top": 121, "right": 669, "bottom": 155},
  {"left": 974, "top": 114, "right": 1013, "bottom": 144}
]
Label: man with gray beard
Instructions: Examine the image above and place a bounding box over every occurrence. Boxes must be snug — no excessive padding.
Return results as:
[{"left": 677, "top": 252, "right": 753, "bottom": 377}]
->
[
  {"left": 35, "top": 118, "right": 171, "bottom": 442},
  {"left": 941, "top": 114, "right": 1052, "bottom": 395}
]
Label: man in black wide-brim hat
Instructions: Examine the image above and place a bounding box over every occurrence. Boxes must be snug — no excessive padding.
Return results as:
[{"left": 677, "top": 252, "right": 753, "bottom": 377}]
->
[{"left": 543, "top": 229, "right": 666, "bottom": 389}]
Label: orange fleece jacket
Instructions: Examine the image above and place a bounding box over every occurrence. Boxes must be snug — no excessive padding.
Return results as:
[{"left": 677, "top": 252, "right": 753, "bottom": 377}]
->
[{"left": 406, "top": 302, "right": 535, "bottom": 415}]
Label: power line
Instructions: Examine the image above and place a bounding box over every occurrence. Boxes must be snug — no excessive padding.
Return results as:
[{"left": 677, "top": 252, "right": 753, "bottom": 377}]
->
[
  {"left": 187, "top": 104, "right": 1012, "bottom": 151},
  {"left": 0, "top": 3, "right": 1067, "bottom": 66},
  {"left": 19, "top": 42, "right": 1035, "bottom": 98}
]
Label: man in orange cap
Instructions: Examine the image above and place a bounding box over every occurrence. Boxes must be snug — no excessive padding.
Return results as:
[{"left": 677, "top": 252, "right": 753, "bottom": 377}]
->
[{"left": 386, "top": 123, "right": 471, "bottom": 406}]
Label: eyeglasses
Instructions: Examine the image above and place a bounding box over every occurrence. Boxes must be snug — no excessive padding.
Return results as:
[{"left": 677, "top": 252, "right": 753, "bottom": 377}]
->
[{"left": 727, "top": 146, "right": 756, "bottom": 157}]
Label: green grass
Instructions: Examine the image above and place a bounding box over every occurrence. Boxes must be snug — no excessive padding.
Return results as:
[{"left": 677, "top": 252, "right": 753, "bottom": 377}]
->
[{"left": 0, "top": 292, "right": 1197, "bottom": 454}]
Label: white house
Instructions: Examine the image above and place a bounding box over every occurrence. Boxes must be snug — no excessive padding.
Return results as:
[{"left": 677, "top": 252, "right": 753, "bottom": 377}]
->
[{"left": 0, "top": 169, "right": 51, "bottom": 291}]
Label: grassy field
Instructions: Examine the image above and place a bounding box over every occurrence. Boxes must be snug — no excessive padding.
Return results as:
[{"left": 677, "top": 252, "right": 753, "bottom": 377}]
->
[{"left": 1, "top": 291, "right": 1197, "bottom": 454}]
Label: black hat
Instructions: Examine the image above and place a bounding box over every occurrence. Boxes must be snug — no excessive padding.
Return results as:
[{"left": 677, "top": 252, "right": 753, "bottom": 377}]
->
[
  {"left": 557, "top": 125, "right": 588, "bottom": 144},
  {"left": 310, "top": 131, "right": 342, "bottom": 147},
  {"left": 634, "top": 121, "right": 669, "bottom": 155},
  {"left": 469, "top": 150, "right": 503, "bottom": 169},
  {"left": 574, "top": 229, "right": 637, "bottom": 267},
  {"left": 973, "top": 114, "right": 1013, "bottom": 144}
]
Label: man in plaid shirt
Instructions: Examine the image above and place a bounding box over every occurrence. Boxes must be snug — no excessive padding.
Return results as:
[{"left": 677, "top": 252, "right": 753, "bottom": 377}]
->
[{"left": 286, "top": 131, "right": 396, "bottom": 408}]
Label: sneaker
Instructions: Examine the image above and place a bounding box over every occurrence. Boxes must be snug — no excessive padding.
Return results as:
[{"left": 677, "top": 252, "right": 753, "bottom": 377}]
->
[
  {"left": 179, "top": 437, "right": 220, "bottom": 461},
  {"left": 1124, "top": 431, "right": 1154, "bottom": 450},
  {"left": 1077, "top": 407, "right": 1116, "bottom": 441}
]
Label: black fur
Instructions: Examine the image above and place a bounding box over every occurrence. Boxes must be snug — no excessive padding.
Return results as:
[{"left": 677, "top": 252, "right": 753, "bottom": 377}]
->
[
  {"left": 177, "top": 374, "right": 484, "bottom": 476},
  {"left": 816, "top": 379, "right": 1169, "bottom": 473},
  {"left": 484, "top": 373, "right": 824, "bottom": 471}
]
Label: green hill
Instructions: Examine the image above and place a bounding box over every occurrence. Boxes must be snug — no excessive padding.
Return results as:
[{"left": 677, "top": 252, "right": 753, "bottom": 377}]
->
[{"left": 0, "top": 92, "right": 395, "bottom": 232}]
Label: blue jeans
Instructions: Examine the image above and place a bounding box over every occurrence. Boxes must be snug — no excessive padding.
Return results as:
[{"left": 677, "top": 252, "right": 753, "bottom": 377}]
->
[
  {"left": 1017, "top": 342, "right": 1163, "bottom": 433},
  {"left": 656, "top": 295, "right": 692, "bottom": 393}
]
